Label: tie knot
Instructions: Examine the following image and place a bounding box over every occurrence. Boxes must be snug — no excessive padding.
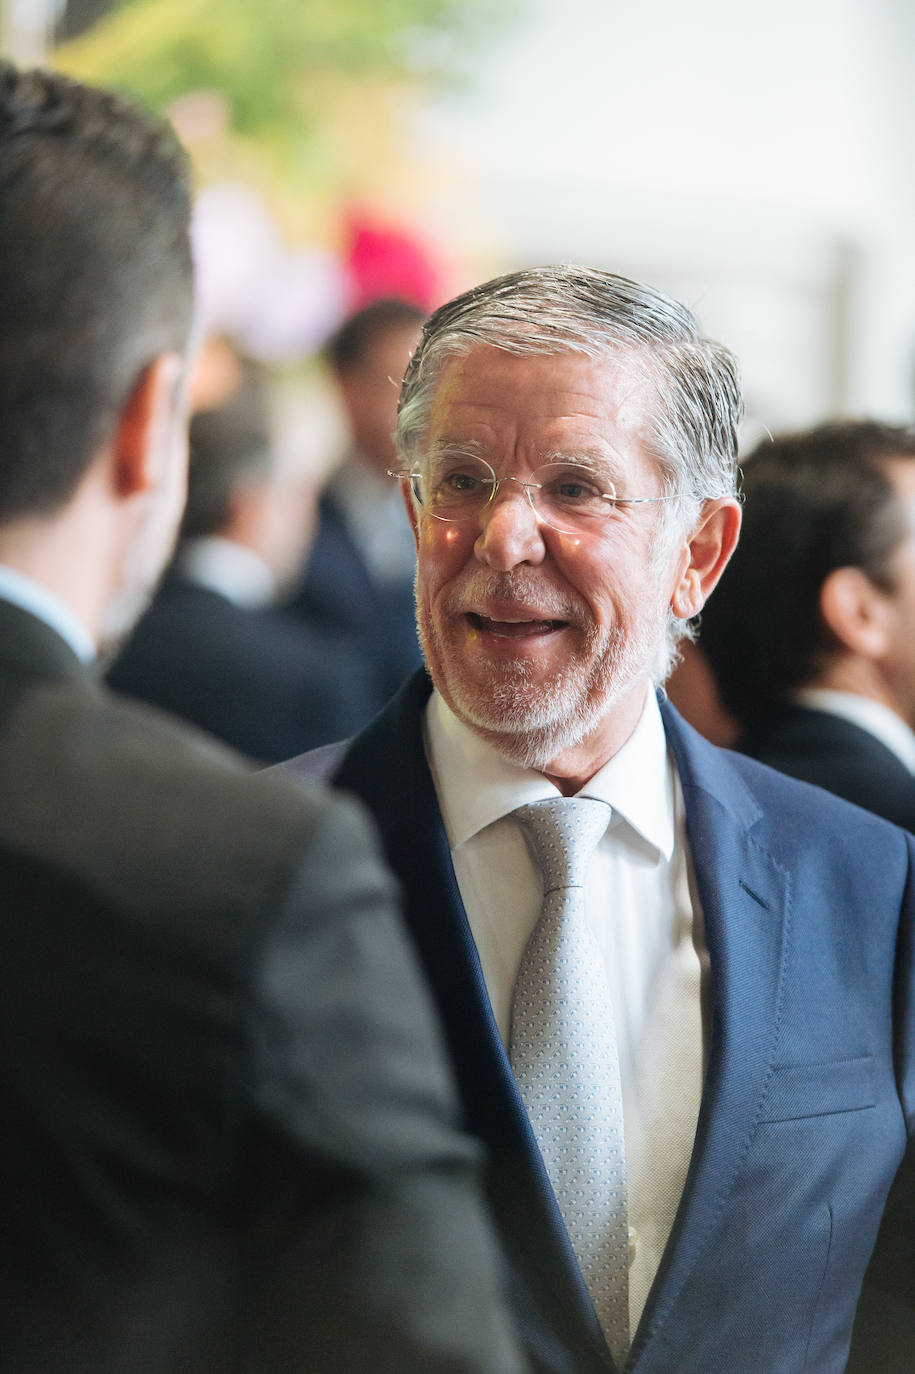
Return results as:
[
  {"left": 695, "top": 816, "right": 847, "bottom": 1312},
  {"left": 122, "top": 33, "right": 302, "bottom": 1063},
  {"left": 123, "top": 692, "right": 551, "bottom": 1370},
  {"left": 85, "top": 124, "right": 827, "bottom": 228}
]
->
[{"left": 513, "top": 797, "right": 611, "bottom": 890}]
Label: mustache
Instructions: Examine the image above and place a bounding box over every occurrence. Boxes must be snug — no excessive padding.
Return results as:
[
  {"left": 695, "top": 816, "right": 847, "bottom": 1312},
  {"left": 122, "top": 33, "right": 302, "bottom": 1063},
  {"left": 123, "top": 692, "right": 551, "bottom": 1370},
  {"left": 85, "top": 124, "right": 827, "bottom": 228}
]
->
[{"left": 444, "top": 569, "right": 591, "bottom": 625}]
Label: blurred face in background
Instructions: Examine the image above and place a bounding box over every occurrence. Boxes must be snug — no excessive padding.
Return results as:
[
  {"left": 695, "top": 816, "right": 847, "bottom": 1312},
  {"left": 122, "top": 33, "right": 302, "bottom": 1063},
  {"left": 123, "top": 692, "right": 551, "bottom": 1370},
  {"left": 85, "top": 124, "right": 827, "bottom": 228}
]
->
[
  {"left": 875, "top": 459, "right": 915, "bottom": 725},
  {"left": 337, "top": 320, "right": 423, "bottom": 472}
]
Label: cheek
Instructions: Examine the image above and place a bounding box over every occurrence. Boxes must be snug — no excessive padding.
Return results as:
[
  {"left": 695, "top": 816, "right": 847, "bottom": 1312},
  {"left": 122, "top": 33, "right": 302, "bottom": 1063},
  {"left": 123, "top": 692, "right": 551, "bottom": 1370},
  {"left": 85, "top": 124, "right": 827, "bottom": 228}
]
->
[{"left": 418, "top": 521, "right": 474, "bottom": 592}]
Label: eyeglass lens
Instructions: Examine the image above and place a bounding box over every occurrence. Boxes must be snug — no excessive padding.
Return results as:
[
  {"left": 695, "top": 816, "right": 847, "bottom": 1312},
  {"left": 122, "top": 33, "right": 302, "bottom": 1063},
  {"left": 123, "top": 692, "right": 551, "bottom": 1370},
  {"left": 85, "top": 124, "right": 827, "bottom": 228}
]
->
[{"left": 415, "top": 455, "right": 620, "bottom": 533}]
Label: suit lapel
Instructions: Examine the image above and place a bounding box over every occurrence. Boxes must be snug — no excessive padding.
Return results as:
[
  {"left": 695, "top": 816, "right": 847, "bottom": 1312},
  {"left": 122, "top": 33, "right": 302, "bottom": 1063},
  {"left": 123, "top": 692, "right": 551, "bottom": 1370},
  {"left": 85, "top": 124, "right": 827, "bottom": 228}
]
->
[
  {"left": 333, "top": 671, "right": 615, "bottom": 1372},
  {"left": 629, "top": 702, "right": 793, "bottom": 1365}
]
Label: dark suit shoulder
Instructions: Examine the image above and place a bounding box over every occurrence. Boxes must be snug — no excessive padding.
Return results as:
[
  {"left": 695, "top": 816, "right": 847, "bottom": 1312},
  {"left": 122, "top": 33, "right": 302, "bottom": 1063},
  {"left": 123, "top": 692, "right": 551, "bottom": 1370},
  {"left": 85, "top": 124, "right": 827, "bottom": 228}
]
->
[
  {"left": 662, "top": 695, "right": 915, "bottom": 886},
  {"left": 738, "top": 705, "right": 915, "bottom": 833},
  {"left": 0, "top": 672, "right": 375, "bottom": 966},
  {"left": 107, "top": 577, "right": 373, "bottom": 761}
]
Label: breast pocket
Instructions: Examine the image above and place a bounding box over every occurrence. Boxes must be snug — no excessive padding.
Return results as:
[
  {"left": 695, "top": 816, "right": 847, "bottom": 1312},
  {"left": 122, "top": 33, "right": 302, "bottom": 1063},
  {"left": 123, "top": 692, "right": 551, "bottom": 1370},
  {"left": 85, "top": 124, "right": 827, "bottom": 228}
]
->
[{"left": 758, "top": 1054, "right": 875, "bottom": 1124}]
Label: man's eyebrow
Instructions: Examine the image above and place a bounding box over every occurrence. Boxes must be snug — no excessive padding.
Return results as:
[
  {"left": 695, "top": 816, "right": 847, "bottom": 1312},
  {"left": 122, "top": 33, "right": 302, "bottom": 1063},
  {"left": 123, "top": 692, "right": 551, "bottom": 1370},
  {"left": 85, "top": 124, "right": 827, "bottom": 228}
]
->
[
  {"left": 425, "top": 437, "right": 490, "bottom": 462},
  {"left": 538, "top": 446, "right": 624, "bottom": 476}
]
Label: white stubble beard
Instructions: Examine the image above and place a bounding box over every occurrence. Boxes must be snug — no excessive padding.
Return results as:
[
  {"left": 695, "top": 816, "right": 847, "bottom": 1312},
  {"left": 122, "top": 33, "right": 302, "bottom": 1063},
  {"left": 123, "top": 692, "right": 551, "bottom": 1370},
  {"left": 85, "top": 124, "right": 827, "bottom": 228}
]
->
[{"left": 416, "top": 562, "right": 672, "bottom": 772}]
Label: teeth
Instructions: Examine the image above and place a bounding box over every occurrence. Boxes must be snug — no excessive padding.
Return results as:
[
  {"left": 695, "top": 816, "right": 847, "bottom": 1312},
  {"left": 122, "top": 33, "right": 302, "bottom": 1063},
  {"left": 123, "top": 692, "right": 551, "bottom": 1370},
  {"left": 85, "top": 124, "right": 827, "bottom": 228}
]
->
[{"left": 478, "top": 614, "right": 540, "bottom": 622}]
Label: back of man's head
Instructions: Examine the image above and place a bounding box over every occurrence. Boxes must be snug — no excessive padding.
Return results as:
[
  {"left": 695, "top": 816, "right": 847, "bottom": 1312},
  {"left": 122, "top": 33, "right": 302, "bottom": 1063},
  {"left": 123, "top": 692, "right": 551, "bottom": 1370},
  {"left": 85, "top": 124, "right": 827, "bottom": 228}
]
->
[
  {"left": 0, "top": 62, "right": 193, "bottom": 523},
  {"left": 182, "top": 368, "right": 272, "bottom": 540},
  {"left": 326, "top": 298, "right": 426, "bottom": 376},
  {"left": 327, "top": 298, "right": 425, "bottom": 471},
  {"left": 701, "top": 419, "right": 915, "bottom": 724}
]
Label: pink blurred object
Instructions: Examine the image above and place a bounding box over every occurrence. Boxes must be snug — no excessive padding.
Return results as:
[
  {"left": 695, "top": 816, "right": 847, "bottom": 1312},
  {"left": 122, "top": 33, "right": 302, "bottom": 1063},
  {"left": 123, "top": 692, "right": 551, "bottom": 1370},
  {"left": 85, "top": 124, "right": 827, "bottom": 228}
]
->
[{"left": 344, "top": 210, "right": 443, "bottom": 311}]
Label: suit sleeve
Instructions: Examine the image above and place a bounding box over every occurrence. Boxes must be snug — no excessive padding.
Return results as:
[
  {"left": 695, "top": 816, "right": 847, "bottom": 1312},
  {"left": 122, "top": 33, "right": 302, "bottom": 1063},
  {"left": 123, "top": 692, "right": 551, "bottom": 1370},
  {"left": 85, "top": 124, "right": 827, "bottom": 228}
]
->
[
  {"left": 846, "top": 831, "right": 915, "bottom": 1373},
  {"left": 242, "top": 788, "right": 528, "bottom": 1374}
]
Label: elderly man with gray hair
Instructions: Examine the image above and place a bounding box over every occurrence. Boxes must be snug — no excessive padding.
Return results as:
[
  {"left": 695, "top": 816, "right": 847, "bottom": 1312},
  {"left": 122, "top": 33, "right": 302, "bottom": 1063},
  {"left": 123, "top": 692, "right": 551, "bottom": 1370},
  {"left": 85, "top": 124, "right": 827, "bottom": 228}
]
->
[{"left": 281, "top": 266, "right": 915, "bottom": 1374}]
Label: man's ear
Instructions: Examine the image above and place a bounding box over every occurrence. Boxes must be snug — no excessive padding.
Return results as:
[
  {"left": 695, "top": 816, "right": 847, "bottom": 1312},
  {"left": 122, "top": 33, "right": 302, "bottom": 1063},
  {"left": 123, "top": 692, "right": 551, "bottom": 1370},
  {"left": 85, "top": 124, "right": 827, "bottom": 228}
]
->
[
  {"left": 111, "top": 353, "right": 185, "bottom": 499},
  {"left": 819, "top": 565, "right": 891, "bottom": 658},
  {"left": 400, "top": 477, "right": 421, "bottom": 549},
  {"left": 670, "top": 498, "right": 742, "bottom": 620}
]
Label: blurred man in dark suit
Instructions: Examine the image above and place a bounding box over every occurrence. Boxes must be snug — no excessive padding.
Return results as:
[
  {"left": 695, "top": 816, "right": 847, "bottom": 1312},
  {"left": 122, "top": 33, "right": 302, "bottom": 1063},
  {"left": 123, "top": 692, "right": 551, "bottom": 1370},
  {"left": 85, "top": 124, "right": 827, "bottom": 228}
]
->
[
  {"left": 284, "top": 298, "right": 425, "bottom": 719},
  {"left": 701, "top": 420, "right": 915, "bottom": 831},
  {"left": 0, "top": 61, "right": 526, "bottom": 1374},
  {"left": 109, "top": 372, "right": 373, "bottom": 759}
]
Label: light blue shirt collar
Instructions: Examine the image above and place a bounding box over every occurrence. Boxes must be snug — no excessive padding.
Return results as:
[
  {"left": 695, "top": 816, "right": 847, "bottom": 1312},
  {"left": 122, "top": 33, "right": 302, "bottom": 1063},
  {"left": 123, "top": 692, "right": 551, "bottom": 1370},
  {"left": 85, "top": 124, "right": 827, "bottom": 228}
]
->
[{"left": 0, "top": 564, "right": 95, "bottom": 662}]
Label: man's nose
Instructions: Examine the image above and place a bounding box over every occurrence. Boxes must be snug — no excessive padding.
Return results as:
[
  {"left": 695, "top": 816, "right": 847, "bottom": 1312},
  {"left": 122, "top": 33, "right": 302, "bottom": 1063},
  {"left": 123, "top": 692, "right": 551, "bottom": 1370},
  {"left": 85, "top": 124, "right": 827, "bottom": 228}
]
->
[{"left": 473, "top": 481, "right": 546, "bottom": 570}]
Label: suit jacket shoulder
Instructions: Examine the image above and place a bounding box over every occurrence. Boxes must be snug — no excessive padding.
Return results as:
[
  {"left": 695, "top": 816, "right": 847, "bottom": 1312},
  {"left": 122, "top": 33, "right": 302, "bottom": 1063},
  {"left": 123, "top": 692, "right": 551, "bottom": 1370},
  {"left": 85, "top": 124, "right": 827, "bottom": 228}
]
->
[
  {"left": 0, "top": 615, "right": 527, "bottom": 1374},
  {"left": 107, "top": 573, "right": 374, "bottom": 762},
  {"left": 737, "top": 703, "right": 915, "bottom": 832}
]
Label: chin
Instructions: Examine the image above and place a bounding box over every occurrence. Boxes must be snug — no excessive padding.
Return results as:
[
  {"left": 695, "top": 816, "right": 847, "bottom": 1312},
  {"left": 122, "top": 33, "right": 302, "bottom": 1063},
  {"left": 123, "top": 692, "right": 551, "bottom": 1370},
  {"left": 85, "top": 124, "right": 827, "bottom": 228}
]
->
[{"left": 424, "top": 616, "right": 656, "bottom": 772}]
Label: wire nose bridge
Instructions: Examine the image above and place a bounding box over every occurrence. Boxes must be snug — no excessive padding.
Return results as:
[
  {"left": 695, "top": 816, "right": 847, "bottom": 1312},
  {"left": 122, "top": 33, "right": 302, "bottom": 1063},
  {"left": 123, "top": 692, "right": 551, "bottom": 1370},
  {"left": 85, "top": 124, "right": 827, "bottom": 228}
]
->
[{"left": 485, "top": 473, "right": 541, "bottom": 517}]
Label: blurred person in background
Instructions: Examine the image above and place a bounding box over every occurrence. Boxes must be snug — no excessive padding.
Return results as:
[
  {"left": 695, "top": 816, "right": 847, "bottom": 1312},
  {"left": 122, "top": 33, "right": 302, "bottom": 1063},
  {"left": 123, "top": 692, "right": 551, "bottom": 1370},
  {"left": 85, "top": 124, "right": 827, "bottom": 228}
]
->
[
  {"left": 108, "top": 366, "right": 373, "bottom": 761},
  {"left": 0, "top": 60, "right": 530, "bottom": 1374},
  {"left": 283, "top": 297, "right": 425, "bottom": 720},
  {"left": 280, "top": 266, "right": 915, "bottom": 1374},
  {"left": 700, "top": 420, "right": 915, "bottom": 831}
]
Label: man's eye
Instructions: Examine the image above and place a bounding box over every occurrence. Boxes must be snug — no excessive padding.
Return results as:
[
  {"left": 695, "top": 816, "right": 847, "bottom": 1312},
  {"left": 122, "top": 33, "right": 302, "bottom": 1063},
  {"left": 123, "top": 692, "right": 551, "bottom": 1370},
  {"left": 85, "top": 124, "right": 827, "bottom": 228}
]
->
[
  {"left": 442, "top": 470, "right": 485, "bottom": 493},
  {"left": 546, "top": 471, "right": 603, "bottom": 502},
  {"left": 556, "top": 480, "right": 591, "bottom": 500}
]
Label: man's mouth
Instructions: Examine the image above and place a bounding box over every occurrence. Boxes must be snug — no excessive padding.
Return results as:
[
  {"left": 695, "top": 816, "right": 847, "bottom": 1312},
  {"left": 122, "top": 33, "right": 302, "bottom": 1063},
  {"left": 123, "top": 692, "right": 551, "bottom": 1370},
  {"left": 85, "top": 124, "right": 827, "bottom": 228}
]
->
[{"left": 466, "top": 612, "right": 567, "bottom": 638}]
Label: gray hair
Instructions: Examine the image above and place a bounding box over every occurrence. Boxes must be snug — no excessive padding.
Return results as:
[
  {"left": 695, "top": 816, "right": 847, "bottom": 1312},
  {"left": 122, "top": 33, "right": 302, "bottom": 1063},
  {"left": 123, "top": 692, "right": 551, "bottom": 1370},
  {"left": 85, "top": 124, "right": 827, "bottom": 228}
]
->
[{"left": 395, "top": 264, "right": 743, "bottom": 678}]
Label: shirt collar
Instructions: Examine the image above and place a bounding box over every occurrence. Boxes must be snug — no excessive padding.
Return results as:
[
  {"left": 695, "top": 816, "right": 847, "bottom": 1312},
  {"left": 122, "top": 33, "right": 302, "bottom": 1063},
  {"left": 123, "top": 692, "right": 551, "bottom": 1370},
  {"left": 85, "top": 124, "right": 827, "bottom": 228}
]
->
[
  {"left": 0, "top": 564, "right": 95, "bottom": 662},
  {"left": 425, "top": 686, "right": 675, "bottom": 859},
  {"left": 177, "top": 536, "right": 277, "bottom": 608},
  {"left": 792, "top": 686, "right": 915, "bottom": 774}
]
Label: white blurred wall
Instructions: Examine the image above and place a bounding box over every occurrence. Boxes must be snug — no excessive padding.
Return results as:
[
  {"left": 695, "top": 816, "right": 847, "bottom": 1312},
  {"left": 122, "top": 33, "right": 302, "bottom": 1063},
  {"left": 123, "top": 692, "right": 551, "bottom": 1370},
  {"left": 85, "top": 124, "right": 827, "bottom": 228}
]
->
[{"left": 419, "top": 0, "right": 915, "bottom": 437}]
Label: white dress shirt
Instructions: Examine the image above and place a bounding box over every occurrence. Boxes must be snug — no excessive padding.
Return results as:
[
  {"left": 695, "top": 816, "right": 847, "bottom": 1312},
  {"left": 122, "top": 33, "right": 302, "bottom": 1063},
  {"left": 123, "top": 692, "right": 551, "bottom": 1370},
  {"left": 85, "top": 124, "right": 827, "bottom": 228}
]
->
[
  {"left": 330, "top": 457, "right": 417, "bottom": 584},
  {"left": 176, "top": 537, "right": 277, "bottom": 609},
  {"left": 424, "top": 688, "right": 709, "bottom": 1331},
  {"left": 793, "top": 686, "right": 915, "bottom": 774},
  {"left": 0, "top": 563, "right": 95, "bottom": 662}
]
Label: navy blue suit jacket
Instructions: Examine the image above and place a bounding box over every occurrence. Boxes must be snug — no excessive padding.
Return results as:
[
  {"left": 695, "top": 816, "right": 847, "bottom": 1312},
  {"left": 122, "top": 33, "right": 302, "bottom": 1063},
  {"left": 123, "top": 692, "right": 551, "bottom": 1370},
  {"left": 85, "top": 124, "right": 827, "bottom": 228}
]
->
[
  {"left": 108, "top": 572, "right": 374, "bottom": 764},
  {"left": 738, "top": 703, "right": 915, "bottom": 834},
  {"left": 280, "top": 670, "right": 915, "bottom": 1374},
  {"left": 283, "top": 491, "right": 422, "bottom": 721}
]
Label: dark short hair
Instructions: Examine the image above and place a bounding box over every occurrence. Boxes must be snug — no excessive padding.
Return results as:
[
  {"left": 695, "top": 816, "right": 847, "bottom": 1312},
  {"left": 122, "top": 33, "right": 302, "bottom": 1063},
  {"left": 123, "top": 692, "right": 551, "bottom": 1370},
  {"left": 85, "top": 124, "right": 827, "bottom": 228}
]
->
[
  {"left": 0, "top": 62, "right": 193, "bottom": 521},
  {"left": 182, "top": 367, "right": 272, "bottom": 539},
  {"left": 325, "top": 298, "right": 425, "bottom": 373},
  {"left": 700, "top": 420, "right": 915, "bottom": 723}
]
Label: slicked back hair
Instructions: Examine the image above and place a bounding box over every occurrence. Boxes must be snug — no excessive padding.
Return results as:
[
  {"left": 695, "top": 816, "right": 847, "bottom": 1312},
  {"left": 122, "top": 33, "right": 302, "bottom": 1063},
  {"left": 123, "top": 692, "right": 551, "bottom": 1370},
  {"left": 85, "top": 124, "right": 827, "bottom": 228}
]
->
[
  {"left": 0, "top": 62, "right": 193, "bottom": 521},
  {"left": 700, "top": 420, "right": 915, "bottom": 724},
  {"left": 182, "top": 367, "right": 272, "bottom": 540},
  {"left": 395, "top": 265, "right": 742, "bottom": 514}
]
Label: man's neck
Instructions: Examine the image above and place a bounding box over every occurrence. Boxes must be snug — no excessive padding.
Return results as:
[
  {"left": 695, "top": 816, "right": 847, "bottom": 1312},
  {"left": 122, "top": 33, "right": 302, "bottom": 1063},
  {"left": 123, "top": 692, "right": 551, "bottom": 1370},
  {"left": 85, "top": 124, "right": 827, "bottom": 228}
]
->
[
  {"left": 0, "top": 562, "right": 95, "bottom": 661},
  {"left": 0, "top": 521, "right": 102, "bottom": 651},
  {"left": 542, "top": 681, "right": 651, "bottom": 795},
  {"left": 808, "top": 658, "right": 908, "bottom": 727}
]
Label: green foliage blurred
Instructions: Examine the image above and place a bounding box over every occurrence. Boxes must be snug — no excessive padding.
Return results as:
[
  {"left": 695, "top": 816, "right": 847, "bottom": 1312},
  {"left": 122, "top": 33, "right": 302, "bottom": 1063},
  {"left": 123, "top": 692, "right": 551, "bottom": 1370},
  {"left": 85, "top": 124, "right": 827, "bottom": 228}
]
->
[{"left": 56, "top": 0, "right": 501, "bottom": 138}]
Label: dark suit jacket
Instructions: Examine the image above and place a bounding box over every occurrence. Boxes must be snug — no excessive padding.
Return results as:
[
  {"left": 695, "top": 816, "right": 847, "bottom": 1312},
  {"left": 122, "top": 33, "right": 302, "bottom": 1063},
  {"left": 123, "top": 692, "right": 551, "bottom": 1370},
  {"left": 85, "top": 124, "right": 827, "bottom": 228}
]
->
[
  {"left": 280, "top": 669, "right": 915, "bottom": 1374},
  {"left": 107, "top": 571, "right": 374, "bottom": 763},
  {"left": 0, "top": 605, "right": 526, "bottom": 1374},
  {"left": 284, "top": 488, "right": 422, "bottom": 721},
  {"left": 738, "top": 703, "right": 915, "bottom": 833}
]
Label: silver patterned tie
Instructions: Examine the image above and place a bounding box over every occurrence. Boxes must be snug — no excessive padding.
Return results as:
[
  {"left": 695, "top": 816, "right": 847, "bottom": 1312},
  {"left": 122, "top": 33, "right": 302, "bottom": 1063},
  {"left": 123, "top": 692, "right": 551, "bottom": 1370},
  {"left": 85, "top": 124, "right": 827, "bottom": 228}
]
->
[{"left": 510, "top": 797, "right": 629, "bottom": 1367}]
